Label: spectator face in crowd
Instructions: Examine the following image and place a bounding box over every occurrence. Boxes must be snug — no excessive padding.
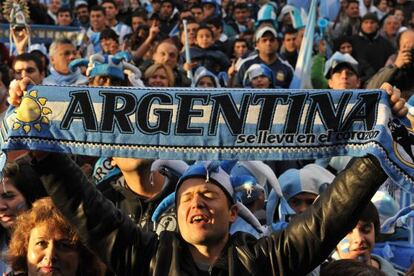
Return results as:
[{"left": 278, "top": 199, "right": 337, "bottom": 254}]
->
[
  {"left": 180, "top": 21, "right": 199, "bottom": 47},
  {"left": 0, "top": 177, "right": 27, "bottom": 229},
  {"left": 256, "top": 29, "right": 279, "bottom": 58},
  {"left": 0, "top": 159, "right": 47, "bottom": 230},
  {"left": 191, "top": 5, "right": 204, "bottom": 23},
  {"left": 328, "top": 64, "right": 360, "bottom": 89},
  {"left": 176, "top": 177, "right": 238, "bottom": 255},
  {"left": 233, "top": 39, "right": 248, "bottom": 58},
  {"left": 100, "top": 28, "right": 120, "bottom": 55},
  {"left": 283, "top": 31, "right": 298, "bottom": 53},
  {"left": 8, "top": 198, "right": 103, "bottom": 276},
  {"left": 377, "top": 0, "right": 390, "bottom": 13},
  {"left": 102, "top": 1, "right": 119, "bottom": 26},
  {"left": 202, "top": 3, "right": 217, "bottom": 19},
  {"left": 48, "top": 0, "right": 61, "bottom": 15},
  {"left": 393, "top": 8, "right": 405, "bottom": 25},
  {"left": 131, "top": 14, "right": 147, "bottom": 32},
  {"left": 100, "top": 37, "right": 119, "bottom": 55},
  {"left": 295, "top": 28, "right": 305, "bottom": 50},
  {"left": 250, "top": 75, "right": 271, "bottom": 89},
  {"left": 234, "top": 4, "right": 249, "bottom": 26},
  {"left": 326, "top": 52, "right": 361, "bottom": 89},
  {"left": 50, "top": 40, "right": 77, "bottom": 75},
  {"left": 383, "top": 15, "right": 400, "bottom": 38},
  {"left": 197, "top": 76, "right": 215, "bottom": 87},
  {"left": 56, "top": 9, "right": 72, "bottom": 26},
  {"left": 75, "top": 4, "right": 90, "bottom": 26},
  {"left": 288, "top": 193, "right": 317, "bottom": 214},
  {"left": 144, "top": 63, "right": 175, "bottom": 87},
  {"left": 339, "top": 42, "right": 353, "bottom": 54},
  {"left": 336, "top": 203, "right": 379, "bottom": 266},
  {"left": 12, "top": 54, "right": 44, "bottom": 85},
  {"left": 153, "top": 41, "right": 179, "bottom": 69},
  {"left": 160, "top": 1, "right": 174, "bottom": 20},
  {"left": 196, "top": 27, "right": 214, "bottom": 49},
  {"left": 345, "top": 1, "right": 360, "bottom": 19},
  {"left": 361, "top": 19, "right": 379, "bottom": 35},
  {"left": 90, "top": 7, "right": 107, "bottom": 32}
]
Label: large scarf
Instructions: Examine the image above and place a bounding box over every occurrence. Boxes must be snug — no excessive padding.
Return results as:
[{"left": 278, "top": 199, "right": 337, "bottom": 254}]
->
[{"left": 1, "top": 85, "right": 414, "bottom": 192}]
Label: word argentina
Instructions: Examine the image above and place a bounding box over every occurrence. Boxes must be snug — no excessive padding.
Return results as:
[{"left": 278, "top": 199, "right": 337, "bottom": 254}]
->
[{"left": 61, "top": 88, "right": 380, "bottom": 140}]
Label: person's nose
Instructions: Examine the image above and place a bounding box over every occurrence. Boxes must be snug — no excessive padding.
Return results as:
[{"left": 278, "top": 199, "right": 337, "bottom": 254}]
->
[
  {"left": 190, "top": 193, "right": 205, "bottom": 209},
  {"left": 352, "top": 229, "right": 365, "bottom": 244},
  {"left": 0, "top": 199, "right": 8, "bottom": 211},
  {"left": 43, "top": 242, "right": 58, "bottom": 263}
]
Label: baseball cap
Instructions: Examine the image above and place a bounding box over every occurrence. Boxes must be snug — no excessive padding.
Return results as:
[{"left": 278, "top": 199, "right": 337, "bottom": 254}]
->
[
  {"left": 75, "top": 0, "right": 88, "bottom": 8},
  {"left": 324, "top": 51, "right": 359, "bottom": 78},
  {"left": 255, "top": 26, "right": 277, "bottom": 41}
]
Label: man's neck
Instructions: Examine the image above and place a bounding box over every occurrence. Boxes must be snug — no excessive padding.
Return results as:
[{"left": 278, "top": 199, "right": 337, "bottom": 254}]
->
[
  {"left": 92, "top": 25, "right": 106, "bottom": 32},
  {"left": 188, "top": 235, "right": 229, "bottom": 267},
  {"left": 259, "top": 52, "right": 278, "bottom": 64},
  {"left": 122, "top": 164, "right": 162, "bottom": 198},
  {"left": 108, "top": 18, "right": 118, "bottom": 27}
]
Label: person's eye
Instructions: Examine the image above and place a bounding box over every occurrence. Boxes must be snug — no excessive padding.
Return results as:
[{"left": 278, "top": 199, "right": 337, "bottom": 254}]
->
[
  {"left": 203, "top": 192, "right": 216, "bottom": 199},
  {"left": 2, "top": 193, "right": 15, "bottom": 199},
  {"left": 35, "top": 240, "right": 48, "bottom": 248}
]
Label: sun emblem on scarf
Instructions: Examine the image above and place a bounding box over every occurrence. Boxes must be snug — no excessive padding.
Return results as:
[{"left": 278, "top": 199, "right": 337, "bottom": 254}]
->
[{"left": 13, "top": 90, "right": 51, "bottom": 133}]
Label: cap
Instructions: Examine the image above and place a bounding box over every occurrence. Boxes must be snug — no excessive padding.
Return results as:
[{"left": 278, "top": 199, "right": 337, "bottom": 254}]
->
[
  {"left": 361, "top": 12, "right": 379, "bottom": 23},
  {"left": 324, "top": 51, "right": 359, "bottom": 78},
  {"left": 255, "top": 26, "right": 277, "bottom": 41},
  {"left": 176, "top": 161, "right": 235, "bottom": 203},
  {"left": 277, "top": 4, "right": 294, "bottom": 22},
  {"left": 74, "top": 0, "right": 88, "bottom": 8},
  {"left": 243, "top": 63, "right": 275, "bottom": 88},
  {"left": 279, "top": 164, "right": 334, "bottom": 201}
]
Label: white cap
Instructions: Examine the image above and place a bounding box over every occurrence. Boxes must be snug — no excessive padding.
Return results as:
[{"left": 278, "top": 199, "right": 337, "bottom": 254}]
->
[
  {"left": 324, "top": 51, "right": 359, "bottom": 78},
  {"left": 75, "top": 0, "right": 88, "bottom": 8},
  {"left": 255, "top": 26, "right": 277, "bottom": 41}
]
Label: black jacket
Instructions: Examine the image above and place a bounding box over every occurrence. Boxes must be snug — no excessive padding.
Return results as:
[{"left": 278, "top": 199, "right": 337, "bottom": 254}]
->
[{"left": 33, "top": 154, "right": 387, "bottom": 276}]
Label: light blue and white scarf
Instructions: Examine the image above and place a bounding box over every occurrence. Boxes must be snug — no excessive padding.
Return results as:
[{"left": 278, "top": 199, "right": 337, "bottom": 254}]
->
[{"left": 1, "top": 85, "right": 414, "bottom": 193}]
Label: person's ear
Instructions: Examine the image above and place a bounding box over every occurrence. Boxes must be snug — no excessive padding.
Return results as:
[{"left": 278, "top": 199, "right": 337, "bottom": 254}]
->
[{"left": 229, "top": 204, "right": 239, "bottom": 223}]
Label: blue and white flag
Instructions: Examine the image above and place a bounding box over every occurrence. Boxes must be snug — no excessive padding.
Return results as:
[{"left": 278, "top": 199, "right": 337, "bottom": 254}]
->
[
  {"left": 2, "top": 85, "right": 414, "bottom": 193},
  {"left": 319, "top": 0, "right": 341, "bottom": 21},
  {"left": 289, "top": 0, "right": 317, "bottom": 89}
]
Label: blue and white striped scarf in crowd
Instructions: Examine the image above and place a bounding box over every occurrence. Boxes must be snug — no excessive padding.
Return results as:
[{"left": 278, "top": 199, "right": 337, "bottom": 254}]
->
[{"left": 1, "top": 85, "right": 414, "bottom": 193}]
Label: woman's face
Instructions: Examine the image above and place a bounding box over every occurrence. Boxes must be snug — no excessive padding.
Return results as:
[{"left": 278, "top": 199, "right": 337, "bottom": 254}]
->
[
  {"left": 251, "top": 75, "right": 271, "bottom": 89},
  {"left": 27, "top": 224, "right": 80, "bottom": 276},
  {"left": 148, "top": 68, "right": 170, "bottom": 87},
  {"left": 197, "top": 76, "right": 215, "bottom": 87},
  {"left": 0, "top": 178, "right": 27, "bottom": 228}
]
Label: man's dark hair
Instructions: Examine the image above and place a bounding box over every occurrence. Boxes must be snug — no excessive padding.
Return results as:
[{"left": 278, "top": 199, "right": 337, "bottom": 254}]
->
[
  {"left": 100, "top": 28, "right": 119, "bottom": 42},
  {"left": 283, "top": 27, "right": 298, "bottom": 37},
  {"left": 191, "top": 4, "right": 203, "bottom": 10},
  {"left": 321, "top": 259, "right": 386, "bottom": 276},
  {"left": 57, "top": 6, "right": 72, "bottom": 17},
  {"left": 359, "top": 201, "right": 380, "bottom": 238},
  {"left": 12, "top": 53, "right": 44, "bottom": 74},
  {"left": 346, "top": 0, "right": 359, "bottom": 6},
  {"left": 333, "top": 35, "right": 353, "bottom": 52},
  {"left": 234, "top": 3, "right": 248, "bottom": 11},
  {"left": 101, "top": 0, "right": 117, "bottom": 8},
  {"left": 196, "top": 24, "right": 214, "bottom": 38},
  {"left": 132, "top": 8, "right": 148, "bottom": 20},
  {"left": 90, "top": 5, "right": 106, "bottom": 15},
  {"left": 203, "top": 16, "right": 222, "bottom": 29}
]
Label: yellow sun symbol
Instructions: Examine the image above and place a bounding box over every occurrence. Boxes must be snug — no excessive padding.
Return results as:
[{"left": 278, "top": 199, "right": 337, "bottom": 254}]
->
[{"left": 13, "top": 90, "right": 52, "bottom": 133}]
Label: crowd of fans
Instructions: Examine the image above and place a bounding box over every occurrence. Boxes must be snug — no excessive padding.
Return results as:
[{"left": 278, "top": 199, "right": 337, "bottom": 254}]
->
[{"left": 0, "top": 0, "right": 414, "bottom": 275}]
